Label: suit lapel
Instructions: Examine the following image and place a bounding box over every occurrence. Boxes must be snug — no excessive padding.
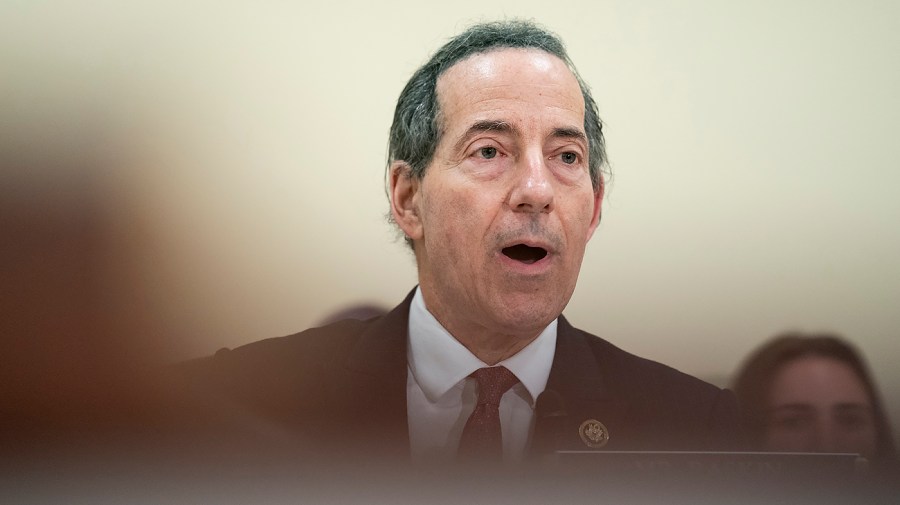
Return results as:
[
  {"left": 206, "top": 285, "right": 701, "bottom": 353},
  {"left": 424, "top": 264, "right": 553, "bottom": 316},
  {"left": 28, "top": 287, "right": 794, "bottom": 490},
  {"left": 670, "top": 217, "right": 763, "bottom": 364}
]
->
[
  {"left": 537, "top": 316, "right": 626, "bottom": 452},
  {"left": 332, "top": 290, "right": 414, "bottom": 458},
  {"left": 327, "top": 298, "right": 628, "bottom": 458}
]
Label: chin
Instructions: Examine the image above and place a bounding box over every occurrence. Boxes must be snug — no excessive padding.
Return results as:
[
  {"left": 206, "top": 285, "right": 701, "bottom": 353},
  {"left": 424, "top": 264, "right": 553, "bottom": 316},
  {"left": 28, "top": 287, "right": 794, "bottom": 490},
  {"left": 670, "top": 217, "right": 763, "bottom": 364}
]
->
[{"left": 496, "top": 303, "right": 560, "bottom": 334}]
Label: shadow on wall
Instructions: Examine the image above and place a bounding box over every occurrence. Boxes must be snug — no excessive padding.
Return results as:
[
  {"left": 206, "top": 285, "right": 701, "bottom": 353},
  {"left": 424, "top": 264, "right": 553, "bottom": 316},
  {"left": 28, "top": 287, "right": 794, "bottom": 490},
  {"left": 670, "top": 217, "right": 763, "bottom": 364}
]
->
[{"left": 315, "top": 304, "right": 389, "bottom": 327}]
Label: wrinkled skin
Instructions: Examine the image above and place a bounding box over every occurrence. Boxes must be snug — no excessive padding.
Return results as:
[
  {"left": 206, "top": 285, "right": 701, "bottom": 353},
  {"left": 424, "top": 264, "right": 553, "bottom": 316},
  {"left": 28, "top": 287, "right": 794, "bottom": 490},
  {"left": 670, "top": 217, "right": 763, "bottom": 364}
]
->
[{"left": 391, "top": 48, "right": 602, "bottom": 364}]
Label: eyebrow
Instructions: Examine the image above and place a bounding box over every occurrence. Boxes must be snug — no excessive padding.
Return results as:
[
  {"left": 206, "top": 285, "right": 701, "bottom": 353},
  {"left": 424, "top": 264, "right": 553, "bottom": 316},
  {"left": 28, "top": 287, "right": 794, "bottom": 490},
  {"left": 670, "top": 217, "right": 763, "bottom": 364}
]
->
[
  {"left": 551, "top": 127, "right": 587, "bottom": 143},
  {"left": 833, "top": 404, "right": 872, "bottom": 413},
  {"left": 770, "top": 403, "right": 872, "bottom": 416},
  {"left": 770, "top": 404, "right": 814, "bottom": 414},
  {"left": 452, "top": 121, "right": 587, "bottom": 153},
  {"left": 453, "top": 120, "right": 517, "bottom": 153}
]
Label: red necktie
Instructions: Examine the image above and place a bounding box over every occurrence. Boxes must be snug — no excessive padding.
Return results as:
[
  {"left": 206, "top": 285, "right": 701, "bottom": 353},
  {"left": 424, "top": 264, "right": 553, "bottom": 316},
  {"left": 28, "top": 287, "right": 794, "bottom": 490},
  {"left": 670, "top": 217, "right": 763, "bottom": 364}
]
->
[{"left": 457, "top": 366, "right": 520, "bottom": 462}]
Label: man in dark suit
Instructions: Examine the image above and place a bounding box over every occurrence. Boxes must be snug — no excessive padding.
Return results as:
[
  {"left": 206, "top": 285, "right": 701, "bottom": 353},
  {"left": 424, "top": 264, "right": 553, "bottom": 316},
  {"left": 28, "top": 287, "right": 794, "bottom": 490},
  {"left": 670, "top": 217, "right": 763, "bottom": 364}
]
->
[{"left": 186, "top": 20, "right": 741, "bottom": 467}]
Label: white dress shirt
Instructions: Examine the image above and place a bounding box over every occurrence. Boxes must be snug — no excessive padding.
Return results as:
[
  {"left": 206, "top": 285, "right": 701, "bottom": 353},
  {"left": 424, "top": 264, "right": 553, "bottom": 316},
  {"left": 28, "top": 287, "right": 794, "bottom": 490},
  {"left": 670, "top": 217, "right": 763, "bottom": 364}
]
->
[{"left": 406, "top": 287, "right": 557, "bottom": 464}]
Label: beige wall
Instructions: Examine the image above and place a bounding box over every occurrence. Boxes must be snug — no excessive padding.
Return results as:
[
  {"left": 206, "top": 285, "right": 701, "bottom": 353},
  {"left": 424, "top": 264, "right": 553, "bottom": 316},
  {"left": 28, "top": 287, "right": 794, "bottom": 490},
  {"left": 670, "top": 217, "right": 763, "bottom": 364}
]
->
[{"left": 3, "top": 1, "right": 898, "bottom": 432}]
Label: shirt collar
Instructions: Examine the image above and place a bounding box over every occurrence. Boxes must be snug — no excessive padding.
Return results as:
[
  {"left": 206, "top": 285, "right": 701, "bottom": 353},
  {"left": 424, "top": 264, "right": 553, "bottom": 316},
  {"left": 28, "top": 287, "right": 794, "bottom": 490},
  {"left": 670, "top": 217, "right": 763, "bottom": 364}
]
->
[{"left": 407, "top": 287, "right": 557, "bottom": 406}]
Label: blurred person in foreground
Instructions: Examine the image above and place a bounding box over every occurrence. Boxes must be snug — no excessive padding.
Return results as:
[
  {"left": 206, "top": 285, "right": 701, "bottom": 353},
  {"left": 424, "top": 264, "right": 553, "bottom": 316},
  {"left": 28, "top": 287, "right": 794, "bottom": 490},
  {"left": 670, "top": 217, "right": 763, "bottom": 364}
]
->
[
  {"left": 733, "top": 332, "right": 897, "bottom": 475},
  {"left": 183, "top": 19, "right": 742, "bottom": 467}
]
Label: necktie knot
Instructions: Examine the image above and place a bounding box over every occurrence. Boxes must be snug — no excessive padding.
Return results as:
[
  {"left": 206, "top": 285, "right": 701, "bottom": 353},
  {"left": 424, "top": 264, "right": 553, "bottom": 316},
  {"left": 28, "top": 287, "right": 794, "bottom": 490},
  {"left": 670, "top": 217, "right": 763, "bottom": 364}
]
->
[
  {"left": 457, "top": 366, "right": 520, "bottom": 462},
  {"left": 471, "top": 366, "right": 519, "bottom": 406}
]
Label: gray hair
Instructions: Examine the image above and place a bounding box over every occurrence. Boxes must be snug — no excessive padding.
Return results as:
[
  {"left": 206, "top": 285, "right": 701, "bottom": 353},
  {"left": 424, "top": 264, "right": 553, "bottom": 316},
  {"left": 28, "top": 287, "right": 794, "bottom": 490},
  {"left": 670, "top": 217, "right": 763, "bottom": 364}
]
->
[{"left": 387, "top": 19, "right": 608, "bottom": 189}]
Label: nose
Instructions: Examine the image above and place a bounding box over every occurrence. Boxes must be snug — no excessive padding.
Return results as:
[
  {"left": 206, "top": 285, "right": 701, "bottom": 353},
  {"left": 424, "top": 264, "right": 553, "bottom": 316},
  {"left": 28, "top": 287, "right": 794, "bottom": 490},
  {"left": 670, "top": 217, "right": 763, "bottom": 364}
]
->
[
  {"left": 812, "top": 418, "right": 838, "bottom": 453},
  {"left": 508, "top": 151, "right": 554, "bottom": 213}
]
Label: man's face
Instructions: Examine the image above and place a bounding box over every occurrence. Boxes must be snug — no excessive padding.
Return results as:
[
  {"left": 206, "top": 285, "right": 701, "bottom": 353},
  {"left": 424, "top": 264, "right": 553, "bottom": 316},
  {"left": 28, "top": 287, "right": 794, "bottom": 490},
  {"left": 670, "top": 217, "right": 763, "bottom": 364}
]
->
[{"left": 393, "top": 48, "right": 602, "bottom": 344}]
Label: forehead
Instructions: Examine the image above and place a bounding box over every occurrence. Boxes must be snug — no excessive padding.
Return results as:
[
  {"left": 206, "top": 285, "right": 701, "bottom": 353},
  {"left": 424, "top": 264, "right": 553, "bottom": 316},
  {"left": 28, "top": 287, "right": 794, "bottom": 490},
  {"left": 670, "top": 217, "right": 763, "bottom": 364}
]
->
[
  {"left": 769, "top": 355, "right": 871, "bottom": 406},
  {"left": 435, "top": 48, "right": 585, "bottom": 132}
]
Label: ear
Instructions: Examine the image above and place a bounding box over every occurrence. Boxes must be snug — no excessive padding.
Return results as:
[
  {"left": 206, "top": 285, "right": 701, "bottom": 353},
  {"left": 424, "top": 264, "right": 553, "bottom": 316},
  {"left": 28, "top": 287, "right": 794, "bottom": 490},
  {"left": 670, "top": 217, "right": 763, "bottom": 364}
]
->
[
  {"left": 390, "top": 161, "right": 424, "bottom": 241},
  {"left": 585, "top": 178, "right": 604, "bottom": 242}
]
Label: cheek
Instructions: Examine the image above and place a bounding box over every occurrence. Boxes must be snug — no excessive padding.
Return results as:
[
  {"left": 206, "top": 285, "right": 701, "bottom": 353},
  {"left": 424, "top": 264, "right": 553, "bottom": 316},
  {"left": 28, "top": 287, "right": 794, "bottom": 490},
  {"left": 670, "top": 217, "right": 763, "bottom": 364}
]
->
[
  {"left": 421, "top": 194, "right": 485, "bottom": 261},
  {"left": 562, "top": 199, "right": 597, "bottom": 245},
  {"left": 429, "top": 188, "right": 487, "bottom": 229},
  {"left": 839, "top": 425, "right": 877, "bottom": 448}
]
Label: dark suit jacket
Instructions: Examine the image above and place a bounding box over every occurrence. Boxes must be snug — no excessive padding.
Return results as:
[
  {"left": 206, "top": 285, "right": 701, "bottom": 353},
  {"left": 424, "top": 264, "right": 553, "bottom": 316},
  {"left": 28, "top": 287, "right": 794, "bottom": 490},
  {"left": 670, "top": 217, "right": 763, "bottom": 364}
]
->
[{"left": 182, "top": 290, "right": 742, "bottom": 464}]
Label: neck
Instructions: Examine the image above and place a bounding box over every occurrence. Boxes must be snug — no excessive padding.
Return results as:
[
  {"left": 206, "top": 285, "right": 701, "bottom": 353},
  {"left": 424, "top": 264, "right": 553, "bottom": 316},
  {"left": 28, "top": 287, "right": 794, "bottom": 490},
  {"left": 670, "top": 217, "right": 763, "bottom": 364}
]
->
[
  {"left": 456, "top": 333, "right": 538, "bottom": 365},
  {"left": 420, "top": 292, "right": 544, "bottom": 365}
]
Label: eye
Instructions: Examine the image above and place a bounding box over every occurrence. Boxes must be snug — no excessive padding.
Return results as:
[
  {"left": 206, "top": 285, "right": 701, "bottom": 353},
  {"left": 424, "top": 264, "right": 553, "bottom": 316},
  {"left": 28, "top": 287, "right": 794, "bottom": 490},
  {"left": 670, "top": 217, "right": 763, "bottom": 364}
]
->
[
  {"left": 835, "top": 408, "right": 873, "bottom": 431},
  {"left": 770, "top": 411, "right": 813, "bottom": 432},
  {"left": 560, "top": 152, "right": 578, "bottom": 164},
  {"left": 478, "top": 146, "right": 498, "bottom": 159}
]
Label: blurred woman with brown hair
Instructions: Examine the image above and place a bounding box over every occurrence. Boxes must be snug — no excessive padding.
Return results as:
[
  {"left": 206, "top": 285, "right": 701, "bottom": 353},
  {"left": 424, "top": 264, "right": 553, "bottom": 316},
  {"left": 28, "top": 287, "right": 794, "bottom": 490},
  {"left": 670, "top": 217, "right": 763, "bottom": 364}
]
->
[{"left": 733, "top": 333, "right": 896, "bottom": 469}]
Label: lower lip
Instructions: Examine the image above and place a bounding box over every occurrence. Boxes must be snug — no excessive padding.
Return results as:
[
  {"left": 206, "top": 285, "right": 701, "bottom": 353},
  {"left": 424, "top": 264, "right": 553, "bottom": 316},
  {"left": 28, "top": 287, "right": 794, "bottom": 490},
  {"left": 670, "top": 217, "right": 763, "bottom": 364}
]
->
[{"left": 497, "top": 252, "right": 554, "bottom": 275}]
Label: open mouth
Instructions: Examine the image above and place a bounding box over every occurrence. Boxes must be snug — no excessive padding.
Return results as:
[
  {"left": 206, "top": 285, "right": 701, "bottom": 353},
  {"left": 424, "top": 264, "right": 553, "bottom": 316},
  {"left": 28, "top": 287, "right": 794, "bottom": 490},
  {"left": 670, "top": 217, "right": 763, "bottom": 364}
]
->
[{"left": 501, "top": 244, "right": 548, "bottom": 264}]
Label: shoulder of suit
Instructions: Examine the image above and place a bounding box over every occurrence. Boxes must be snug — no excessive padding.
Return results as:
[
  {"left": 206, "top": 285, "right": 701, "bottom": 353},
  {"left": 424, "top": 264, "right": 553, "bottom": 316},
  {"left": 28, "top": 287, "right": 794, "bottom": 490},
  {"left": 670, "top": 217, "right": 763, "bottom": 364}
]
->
[
  {"left": 569, "top": 324, "right": 726, "bottom": 397},
  {"left": 176, "top": 318, "right": 375, "bottom": 390},
  {"left": 218, "top": 318, "right": 371, "bottom": 361}
]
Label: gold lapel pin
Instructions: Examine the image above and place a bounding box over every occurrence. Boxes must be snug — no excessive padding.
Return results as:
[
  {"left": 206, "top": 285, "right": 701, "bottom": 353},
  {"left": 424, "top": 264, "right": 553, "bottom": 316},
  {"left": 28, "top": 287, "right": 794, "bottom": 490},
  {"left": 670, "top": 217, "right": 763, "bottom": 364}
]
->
[{"left": 578, "top": 419, "right": 609, "bottom": 448}]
